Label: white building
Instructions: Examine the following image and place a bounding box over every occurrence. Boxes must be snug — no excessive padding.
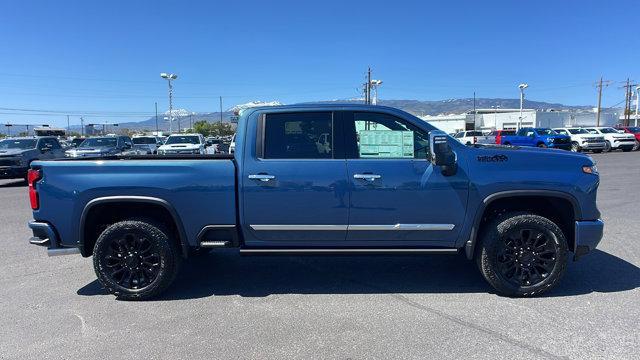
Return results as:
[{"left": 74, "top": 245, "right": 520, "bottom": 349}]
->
[{"left": 419, "top": 109, "right": 620, "bottom": 133}]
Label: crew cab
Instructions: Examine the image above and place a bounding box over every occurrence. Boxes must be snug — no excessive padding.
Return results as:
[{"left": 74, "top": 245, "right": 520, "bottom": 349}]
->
[
  {"left": 0, "top": 137, "right": 65, "bottom": 180},
  {"left": 584, "top": 127, "right": 636, "bottom": 152},
  {"left": 501, "top": 127, "right": 571, "bottom": 150},
  {"left": 476, "top": 129, "right": 516, "bottom": 145},
  {"left": 552, "top": 127, "right": 606, "bottom": 153},
  {"left": 27, "top": 104, "right": 604, "bottom": 300}
]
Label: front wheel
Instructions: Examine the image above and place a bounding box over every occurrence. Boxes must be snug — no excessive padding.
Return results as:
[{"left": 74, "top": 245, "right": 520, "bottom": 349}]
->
[
  {"left": 537, "top": 143, "right": 547, "bottom": 148},
  {"left": 570, "top": 142, "right": 580, "bottom": 152},
  {"left": 476, "top": 212, "right": 568, "bottom": 297},
  {"left": 633, "top": 140, "right": 640, "bottom": 151},
  {"left": 93, "top": 219, "right": 182, "bottom": 300},
  {"left": 604, "top": 140, "right": 612, "bottom": 152}
]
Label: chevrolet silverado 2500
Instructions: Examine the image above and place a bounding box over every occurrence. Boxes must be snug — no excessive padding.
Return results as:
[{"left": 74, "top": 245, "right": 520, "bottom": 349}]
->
[{"left": 27, "top": 104, "right": 603, "bottom": 300}]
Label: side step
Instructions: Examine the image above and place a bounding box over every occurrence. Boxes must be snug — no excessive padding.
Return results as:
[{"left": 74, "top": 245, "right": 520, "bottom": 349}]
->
[
  {"left": 239, "top": 248, "right": 459, "bottom": 255},
  {"left": 200, "top": 241, "right": 231, "bottom": 248}
]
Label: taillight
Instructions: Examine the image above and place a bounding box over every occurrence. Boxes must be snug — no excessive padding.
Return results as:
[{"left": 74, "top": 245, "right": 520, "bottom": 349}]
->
[
  {"left": 28, "top": 169, "right": 42, "bottom": 210},
  {"left": 496, "top": 135, "right": 501, "bottom": 144}
]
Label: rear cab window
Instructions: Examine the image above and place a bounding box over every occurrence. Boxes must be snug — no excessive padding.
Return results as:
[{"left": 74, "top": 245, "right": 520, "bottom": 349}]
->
[{"left": 261, "top": 112, "right": 334, "bottom": 159}]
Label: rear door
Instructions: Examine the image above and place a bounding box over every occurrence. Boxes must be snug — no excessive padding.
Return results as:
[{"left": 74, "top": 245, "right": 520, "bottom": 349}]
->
[
  {"left": 241, "top": 111, "right": 349, "bottom": 245},
  {"left": 343, "top": 111, "right": 469, "bottom": 246}
]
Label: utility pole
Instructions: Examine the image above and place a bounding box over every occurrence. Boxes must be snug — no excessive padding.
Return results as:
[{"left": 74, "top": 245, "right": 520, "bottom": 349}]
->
[
  {"left": 620, "top": 78, "right": 638, "bottom": 126},
  {"left": 155, "top": 102, "right": 159, "bottom": 135},
  {"left": 595, "top": 77, "right": 611, "bottom": 127},
  {"left": 367, "top": 67, "right": 372, "bottom": 104},
  {"left": 219, "top": 96, "right": 223, "bottom": 123},
  {"left": 473, "top": 92, "right": 476, "bottom": 129},
  {"left": 66, "top": 115, "right": 70, "bottom": 133},
  {"left": 80, "top": 116, "right": 84, "bottom": 137}
]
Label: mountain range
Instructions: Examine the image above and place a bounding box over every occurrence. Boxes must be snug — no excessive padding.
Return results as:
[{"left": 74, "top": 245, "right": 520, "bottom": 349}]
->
[{"left": 101, "top": 98, "right": 595, "bottom": 132}]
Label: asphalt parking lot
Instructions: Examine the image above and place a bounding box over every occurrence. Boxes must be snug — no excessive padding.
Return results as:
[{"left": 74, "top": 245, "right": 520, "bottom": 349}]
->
[{"left": 0, "top": 152, "right": 638, "bottom": 360}]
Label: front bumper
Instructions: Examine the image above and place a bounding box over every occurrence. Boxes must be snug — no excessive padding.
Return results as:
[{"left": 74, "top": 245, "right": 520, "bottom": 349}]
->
[
  {"left": 28, "top": 221, "right": 80, "bottom": 256},
  {"left": 549, "top": 143, "right": 571, "bottom": 150},
  {"left": 574, "top": 219, "right": 604, "bottom": 260},
  {"left": 0, "top": 166, "right": 27, "bottom": 179},
  {"left": 580, "top": 142, "right": 606, "bottom": 150}
]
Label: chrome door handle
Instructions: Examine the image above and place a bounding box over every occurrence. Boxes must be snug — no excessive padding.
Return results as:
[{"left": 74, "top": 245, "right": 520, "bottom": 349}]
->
[
  {"left": 353, "top": 174, "right": 381, "bottom": 182},
  {"left": 248, "top": 174, "right": 275, "bottom": 182}
]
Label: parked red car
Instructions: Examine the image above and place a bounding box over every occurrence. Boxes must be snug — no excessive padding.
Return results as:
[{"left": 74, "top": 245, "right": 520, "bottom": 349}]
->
[{"left": 614, "top": 126, "right": 640, "bottom": 151}]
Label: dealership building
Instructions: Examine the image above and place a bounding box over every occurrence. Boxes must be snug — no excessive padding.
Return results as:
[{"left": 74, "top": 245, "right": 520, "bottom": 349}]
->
[{"left": 419, "top": 109, "right": 621, "bottom": 134}]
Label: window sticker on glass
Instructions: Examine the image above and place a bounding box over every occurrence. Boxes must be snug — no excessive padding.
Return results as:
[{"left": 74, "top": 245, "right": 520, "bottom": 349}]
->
[{"left": 358, "top": 130, "right": 414, "bottom": 158}]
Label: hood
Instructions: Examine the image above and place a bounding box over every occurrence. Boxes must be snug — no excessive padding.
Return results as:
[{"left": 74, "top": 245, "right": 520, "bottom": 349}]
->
[
  {"left": 0, "top": 149, "right": 29, "bottom": 156},
  {"left": 474, "top": 143, "right": 592, "bottom": 161}
]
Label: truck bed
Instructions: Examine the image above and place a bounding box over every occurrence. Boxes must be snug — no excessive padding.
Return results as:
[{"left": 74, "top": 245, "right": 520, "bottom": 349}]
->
[{"left": 31, "top": 157, "right": 237, "bottom": 250}]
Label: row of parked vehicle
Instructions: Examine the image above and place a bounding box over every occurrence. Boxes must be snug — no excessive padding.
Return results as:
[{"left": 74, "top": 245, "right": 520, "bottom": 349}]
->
[
  {"left": 0, "top": 133, "right": 233, "bottom": 181},
  {"left": 453, "top": 125, "right": 640, "bottom": 152}
]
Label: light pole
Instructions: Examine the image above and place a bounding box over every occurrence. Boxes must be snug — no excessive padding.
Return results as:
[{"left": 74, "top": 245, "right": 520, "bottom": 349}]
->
[
  {"left": 492, "top": 105, "right": 501, "bottom": 127},
  {"left": 518, "top": 83, "right": 528, "bottom": 130},
  {"left": 160, "top": 73, "right": 178, "bottom": 134},
  {"left": 635, "top": 86, "right": 640, "bottom": 127},
  {"left": 370, "top": 79, "right": 382, "bottom": 105}
]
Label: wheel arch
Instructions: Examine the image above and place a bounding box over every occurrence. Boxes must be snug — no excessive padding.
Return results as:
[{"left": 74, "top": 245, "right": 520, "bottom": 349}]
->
[
  {"left": 79, "top": 196, "right": 189, "bottom": 258},
  {"left": 465, "top": 190, "right": 581, "bottom": 259}
]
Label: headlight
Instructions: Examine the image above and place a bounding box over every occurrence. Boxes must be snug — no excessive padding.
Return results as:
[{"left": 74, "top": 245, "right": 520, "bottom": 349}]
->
[{"left": 582, "top": 165, "right": 598, "bottom": 175}]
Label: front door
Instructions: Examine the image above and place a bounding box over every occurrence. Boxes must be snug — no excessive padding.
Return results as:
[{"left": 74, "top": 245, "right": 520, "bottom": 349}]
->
[
  {"left": 343, "top": 111, "right": 469, "bottom": 246},
  {"left": 242, "top": 111, "right": 349, "bottom": 246}
]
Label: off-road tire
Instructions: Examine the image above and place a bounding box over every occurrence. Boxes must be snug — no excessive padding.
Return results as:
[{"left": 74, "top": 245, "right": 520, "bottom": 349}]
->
[
  {"left": 476, "top": 212, "right": 568, "bottom": 297},
  {"left": 93, "top": 219, "right": 182, "bottom": 301}
]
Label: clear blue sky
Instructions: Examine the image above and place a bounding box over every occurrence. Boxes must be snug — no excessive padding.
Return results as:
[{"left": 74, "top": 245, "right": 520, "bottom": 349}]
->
[{"left": 0, "top": 0, "right": 638, "bottom": 127}]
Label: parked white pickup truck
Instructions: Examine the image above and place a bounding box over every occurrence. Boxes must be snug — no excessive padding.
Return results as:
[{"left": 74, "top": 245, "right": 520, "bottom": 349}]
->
[
  {"left": 584, "top": 127, "right": 636, "bottom": 152},
  {"left": 453, "top": 130, "right": 484, "bottom": 145},
  {"left": 553, "top": 128, "right": 606, "bottom": 153}
]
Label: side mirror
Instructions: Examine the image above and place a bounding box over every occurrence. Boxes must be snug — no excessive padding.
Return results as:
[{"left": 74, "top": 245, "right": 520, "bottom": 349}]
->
[{"left": 429, "top": 130, "right": 457, "bottom": 176}]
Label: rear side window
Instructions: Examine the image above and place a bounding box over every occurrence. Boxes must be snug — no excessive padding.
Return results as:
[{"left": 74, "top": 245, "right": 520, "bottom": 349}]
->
[{"left": 263, "top": 112, "right": 333, "bottom": 159}]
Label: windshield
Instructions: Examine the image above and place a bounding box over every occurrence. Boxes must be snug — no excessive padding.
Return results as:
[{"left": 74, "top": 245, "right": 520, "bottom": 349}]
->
[
  {"left": 535, "top": 128, "right": 557, "bottom": 135},
  {"left": 165, "top": 136, "right": 200, "bottom": 145},
  {"left": 0, "top": 139, "right": 37, "bottom": 150},
  {"left": 568, "top": 128, "right": 589, "bottom": 134},
  {"left": 80, "top": 137, "right": 118, "bottom": 148},
  {"left": 132, "top": 137, "right": 156, "bottom": 144},
  {"left": 599, "top": 128, "right": 618, "bottom": 134}
]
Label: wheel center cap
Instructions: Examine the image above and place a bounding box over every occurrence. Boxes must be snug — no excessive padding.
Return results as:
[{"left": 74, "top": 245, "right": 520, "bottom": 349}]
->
[
  {"left": 519, "top": 252, "right": 534, "bottom": 265},
  {"left": 125, "top": 255, "right": 140, "bottom": 268}
]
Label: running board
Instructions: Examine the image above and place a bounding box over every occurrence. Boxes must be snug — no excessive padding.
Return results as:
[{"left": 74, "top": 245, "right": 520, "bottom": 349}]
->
[{"left": 239, "top": 248, "right": 459, "bottom": 255}]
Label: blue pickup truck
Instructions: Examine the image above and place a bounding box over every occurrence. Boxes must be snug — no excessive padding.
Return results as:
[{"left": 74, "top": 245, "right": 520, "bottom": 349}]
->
[
  {"left": 501, "top": 127, "right": 572, "bottom": 150},
  {"left": 27, "top": 104, "right": 603, "bottom": 300}
]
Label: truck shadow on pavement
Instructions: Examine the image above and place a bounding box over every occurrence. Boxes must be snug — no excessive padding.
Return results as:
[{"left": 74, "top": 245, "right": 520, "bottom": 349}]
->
[
  {"left": 77, "top": 249, "right": 639, "bottom": 300},
  {"left": 0, "top": 180, "right": 27, "bottom": 188}
]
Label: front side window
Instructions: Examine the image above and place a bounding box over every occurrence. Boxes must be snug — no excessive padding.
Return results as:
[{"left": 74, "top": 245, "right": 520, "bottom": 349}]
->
[
  {"left": 349, "top": 112, "right": 429, "bottom": 159},
  {"left": 263, "top": 112, "right": 333, "bottom": 159}
]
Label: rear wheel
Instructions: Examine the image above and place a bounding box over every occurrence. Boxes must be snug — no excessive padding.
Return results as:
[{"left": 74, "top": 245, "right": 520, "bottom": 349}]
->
[
  {"left": 476, "top": 212, "right": 568, "bottom": 297},
  {"left": 93, "top": 219, "right": 181, "bottom": 300}
]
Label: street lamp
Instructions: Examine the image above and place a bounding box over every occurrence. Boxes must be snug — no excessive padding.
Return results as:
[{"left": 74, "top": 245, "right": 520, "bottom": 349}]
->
[
  {"left": 518, "top": 83, "right": 529, "bottom": 130},
  {"left": 160, "top": 73, "right": 178, "bottom": 134},
  {"left": 370, "top": 79, "right": 383, "bottom": 105},
  {"left": 635, "top": 86, "right": 640, "bottom": 127}
]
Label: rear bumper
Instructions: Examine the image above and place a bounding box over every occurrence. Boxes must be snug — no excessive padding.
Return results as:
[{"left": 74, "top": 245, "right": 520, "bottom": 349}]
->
[
  {"left": 0, "top": 166, "right": 27, "bottom": 179},
  {"left": 28, "top": 221, "right": 80, "bottom": 256},
  {"left": 574, "top": 219, "right": 604, "bottom": 260}
]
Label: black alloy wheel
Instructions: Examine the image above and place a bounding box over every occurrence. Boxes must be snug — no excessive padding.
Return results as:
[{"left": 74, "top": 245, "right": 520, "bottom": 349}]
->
[
  {"left": 102, "top": 231, "right": 161, "bottom": 289},
  {"left": 495, "top": 228, "right": 559, "bottom": 287}
]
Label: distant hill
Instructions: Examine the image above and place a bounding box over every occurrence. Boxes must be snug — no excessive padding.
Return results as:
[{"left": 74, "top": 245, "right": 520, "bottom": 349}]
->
[{"left": 90, "top": 98, "right": 594, "bottom": 132}]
